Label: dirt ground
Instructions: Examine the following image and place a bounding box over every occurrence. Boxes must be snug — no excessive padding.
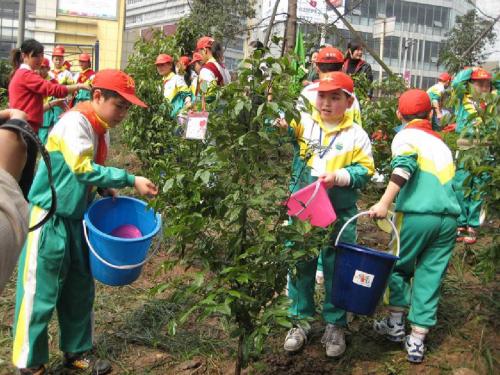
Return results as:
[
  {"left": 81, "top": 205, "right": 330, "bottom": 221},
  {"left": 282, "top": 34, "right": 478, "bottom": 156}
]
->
[{"left": 0, "top": 131, "right": 498, "bottom": 374}]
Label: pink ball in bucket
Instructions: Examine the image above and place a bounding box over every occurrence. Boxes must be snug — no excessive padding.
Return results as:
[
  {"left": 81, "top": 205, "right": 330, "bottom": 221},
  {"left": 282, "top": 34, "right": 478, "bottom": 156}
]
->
[{"left": 110, "top": 224, "right": 142, "bottom": 239}]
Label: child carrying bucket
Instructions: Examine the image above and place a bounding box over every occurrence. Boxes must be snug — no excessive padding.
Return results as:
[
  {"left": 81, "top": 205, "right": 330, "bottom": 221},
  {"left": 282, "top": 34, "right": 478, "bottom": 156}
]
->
[
  {"left": 369, "top": 89, "right": 461, "bottom": 363},
  {"left": 12, "top": 69, "right": 158, "bottom": 375},
  {"left": 277, "top": 72, "right": 374, "bottom": 358}
]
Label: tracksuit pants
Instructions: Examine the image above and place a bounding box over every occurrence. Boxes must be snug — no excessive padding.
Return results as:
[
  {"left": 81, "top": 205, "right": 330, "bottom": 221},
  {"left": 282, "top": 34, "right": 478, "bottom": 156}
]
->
[
  {"left": 388, "top": 212, "right": 457, "bottom": 328},
  {"left": 287, "top": 206, "right": 357, "bottom": 327},
  {"left": 12, "top": 205, "right": 94, "bottom": 368}
]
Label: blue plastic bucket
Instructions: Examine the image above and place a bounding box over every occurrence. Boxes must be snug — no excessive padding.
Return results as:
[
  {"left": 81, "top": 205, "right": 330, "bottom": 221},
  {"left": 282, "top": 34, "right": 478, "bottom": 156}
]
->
[
  {"left": 331, "top": 212, "right": 400, "bottom": 316},
  {"left": 83, "top": 197, "right": 162, "bottom": 286}
]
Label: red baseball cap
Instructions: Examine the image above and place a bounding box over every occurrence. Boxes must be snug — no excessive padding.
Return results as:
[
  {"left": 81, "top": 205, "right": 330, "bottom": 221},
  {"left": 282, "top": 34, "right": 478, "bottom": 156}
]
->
[
  {"left": 471, "top": 67, "right": 492, "bottom": 80},
  {"left": 92, "top": 69, "right": 147, "bottom": 108},
  {"left": 196, "top": 36, "right": 215, "bottom": 50},
  {"left": 316, "top": 46, "right": 344, "bottom": 64},
  {"left": 155, "top": 54, "right": 173, "bottom": 65},
  {"left": 398, "top": 89, "right": 431, "bottom": 116},
  {"left": 52, "top": 46, "right": 65, "bottom": 57},
  {"left": 311, "top": 71, "right": 354, "bottom": 95},
  {"left": 438, "top": 72, "right": 451, "bottom": 82},
  {"left": 178, "top": 56, "right": 190, "bottom": 67},
  {"left": 189, "top": 52, "right": 203, "bottom": 65},
  {"left": 79, "top": 53, "right": 91, "bottom": 62},
  {"left": 41, "top": 58, "right": 51, "bottom": 68},
  {"left": 63, "top": 61, "right": 71, "bottom": 70}
]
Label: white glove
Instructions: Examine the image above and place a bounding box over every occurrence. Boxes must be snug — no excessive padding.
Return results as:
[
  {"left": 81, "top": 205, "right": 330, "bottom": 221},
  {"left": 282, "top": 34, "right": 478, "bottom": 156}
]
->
[{"left": 333, "top": 168, "right": 351, "bottom": 187}]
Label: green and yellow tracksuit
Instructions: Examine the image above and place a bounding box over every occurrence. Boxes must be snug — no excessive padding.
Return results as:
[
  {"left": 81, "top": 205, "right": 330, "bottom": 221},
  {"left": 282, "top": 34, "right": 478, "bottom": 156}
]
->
[
  {"left": 48, "top": 68, "right": 74, "bottom": 123},
  {"left": 287, "top": 110, "right": 374, "bottom": 326},
  {"left": 387, "top": 119, "right": 460, "bottom": 328},
  {"left": 162, "top": 72, "right": 192, "bottom": 118},
  {"left": 12, "top": 106, "right": 135, "bottom": 369},
  {"left": 72, "top": 68, "right": 95, "bottom": 106},
  {"left": 426, "top": 81, "right": 446, "bottom": 130},
  {"left": 452, "top": 69, "right": 498, "bottom": 229}
]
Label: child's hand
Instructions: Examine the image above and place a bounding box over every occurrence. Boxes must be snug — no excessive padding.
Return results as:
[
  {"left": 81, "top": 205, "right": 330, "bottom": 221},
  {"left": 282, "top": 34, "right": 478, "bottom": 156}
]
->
[
  {"left": 318, "top": 172, "right": 335, "bottom": 188},
  {"left": 274, "top": 117, "right": 288, "bottom": 130},
  {"left": 99, "top": 188, "right": 119, "bottom": 200},
  {"left": 369, "top": 202, "right": 389, "bottom": 218},
  {"left": 318, "top": 169, "right": 350, "bottom": 188},
  {"left": 134, "top": 176, "right": 158, "bottom": 197}
]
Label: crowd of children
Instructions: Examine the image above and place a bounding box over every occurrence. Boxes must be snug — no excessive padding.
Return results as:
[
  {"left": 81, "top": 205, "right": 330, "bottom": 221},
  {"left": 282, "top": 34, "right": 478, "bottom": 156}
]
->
[{"left": 2, "top": 35, "right": 496, "bottom": 373}]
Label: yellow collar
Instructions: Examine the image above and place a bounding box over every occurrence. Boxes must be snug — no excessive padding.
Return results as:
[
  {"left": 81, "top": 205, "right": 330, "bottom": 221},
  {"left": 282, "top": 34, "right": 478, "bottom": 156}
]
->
[
  {"left": 311, "top": 109, "right": 353, "bottom": 134},
  {"left": 163, "top": 72, "right": 175, "bottom": 83}
]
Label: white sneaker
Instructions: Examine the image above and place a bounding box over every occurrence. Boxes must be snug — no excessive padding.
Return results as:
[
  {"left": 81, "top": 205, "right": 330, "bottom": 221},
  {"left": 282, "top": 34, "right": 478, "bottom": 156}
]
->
[
  {"left": 321, "top": 324, "right": 346, "bottom": 358},
  {"left": 283, "top": 326, "right": 308, "bottom": 353},
  {"left": 373, "top": 315, "right": 406, "bottom": 342},
  {"left": 405, "top": 334, "right": 425, "bottom": 363}
]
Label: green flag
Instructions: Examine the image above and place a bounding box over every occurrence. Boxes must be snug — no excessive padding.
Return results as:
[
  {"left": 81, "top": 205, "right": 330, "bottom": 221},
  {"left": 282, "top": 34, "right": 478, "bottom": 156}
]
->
[{"left": 292, "top": 27, "right": 306, "bottom": 78}]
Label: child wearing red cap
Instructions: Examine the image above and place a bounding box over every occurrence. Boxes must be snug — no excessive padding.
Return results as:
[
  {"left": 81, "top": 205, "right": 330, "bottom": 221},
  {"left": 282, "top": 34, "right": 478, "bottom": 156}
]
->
[
  {"left": 279, "top": 72, "right": 374, "bottom": 358},
  {"left": 196, "top": 36, "right": 231, "bottom": 102},
  {"left": 49, "top": 45, "right": 75, "bottom": 125},
  {"left": 72, "top": 53, "right": 96, "bottom": 106},
  {"left": 451, "top": 67, "right": 499, "bottom": 244},
  {"left": 369, "top": 89, "right": 460, "bottom": 363},
  {"left": 426, "top": 72, "right": 452, "bottom": 130},
  {"left": 299, "top": 46, "right": 362, "bottom": 127},
  {"left": 37, "top": 58, "right": 68, "bottom": 144},
  {"left": 12, "top": 69, "right": 158, "bottom": 375},
  {"left": 155, "top": 53, "right": 191, "bottom": 118}
]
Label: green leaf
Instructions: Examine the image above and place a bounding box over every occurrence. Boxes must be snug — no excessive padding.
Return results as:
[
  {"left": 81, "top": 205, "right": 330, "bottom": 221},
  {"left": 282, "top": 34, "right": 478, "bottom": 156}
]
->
[{"left": 162, "top": 178, "right": 175, "bottom": 193}]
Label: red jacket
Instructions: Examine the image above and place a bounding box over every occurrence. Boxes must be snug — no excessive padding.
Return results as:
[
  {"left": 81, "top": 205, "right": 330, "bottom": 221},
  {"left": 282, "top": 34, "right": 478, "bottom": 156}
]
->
[{"left": 8, "top": 67, "right": 69, "bottom": 131}]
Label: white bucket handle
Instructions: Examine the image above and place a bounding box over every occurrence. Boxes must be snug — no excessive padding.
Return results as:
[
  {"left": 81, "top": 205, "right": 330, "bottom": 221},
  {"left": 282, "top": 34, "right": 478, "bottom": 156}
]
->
[
  {"left": 292, "top": 180, "right": 322, "bottom": 217},
  {"left": 334, "top": 211, "right": 400, "bottom": 258},
  {"left": 82, "top": 216, "right": 162, "bottom": 270}
]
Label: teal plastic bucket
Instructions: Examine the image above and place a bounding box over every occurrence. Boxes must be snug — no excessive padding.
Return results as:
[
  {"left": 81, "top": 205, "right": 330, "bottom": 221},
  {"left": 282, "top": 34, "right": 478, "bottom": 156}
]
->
[
  {"left": 83, "top": 197, "right": 161, "bottom": 286},
  {"left": 331, "top": 212, "right": 400, "bottom": 315}
]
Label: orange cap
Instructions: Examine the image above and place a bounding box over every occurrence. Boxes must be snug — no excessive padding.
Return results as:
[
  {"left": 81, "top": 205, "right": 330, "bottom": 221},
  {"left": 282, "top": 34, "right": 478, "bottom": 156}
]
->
[
  {"left": 471, "top": 68, "right": 492, "bottom": 80},
  {"left": 178, "top": 56, "right": 190, "bottom": 67},
  {"left": 79, "top": 53, "right": 91, "bottom": 62},
  {"left": 398, "top": 89, "right": 432, "bottom": 116},
  {"left": 155, "top": 54, "right": 173, "bottom": 65},
  {"left": 52, "top": 46, "right": 65, "bottom": 57},
  {"left": 311, "top": 71, "right": 354, "bottom": 95},
  {"left": 316, "top": 46, "right": 344, "bottom": 64},
  {"left": 92, "top": 69, "right": 147, "bottom": 108},
  {"left": 196, "top": 36, "right": 215, "bottom": 50},
  {"left": 41, "top": 58, "right": 51, "bottom": 68},
  {"left": 438, "top": 72, "right": 452, "bottom": 82},
  {"left": 189, "top": 52, "right": 203, "bottom": 65}
]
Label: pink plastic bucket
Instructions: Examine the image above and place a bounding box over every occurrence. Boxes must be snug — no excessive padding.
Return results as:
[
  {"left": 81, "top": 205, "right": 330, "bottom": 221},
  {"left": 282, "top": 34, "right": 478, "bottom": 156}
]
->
[{"left": 286, "top": 181, "right": 336, "bottom": 227}]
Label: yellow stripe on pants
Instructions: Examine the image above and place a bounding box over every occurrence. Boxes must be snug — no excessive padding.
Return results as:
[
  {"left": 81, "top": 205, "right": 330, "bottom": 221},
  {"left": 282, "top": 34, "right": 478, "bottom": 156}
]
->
[{"left": 12, "top": 205, "right": 46, "bottom": 368}]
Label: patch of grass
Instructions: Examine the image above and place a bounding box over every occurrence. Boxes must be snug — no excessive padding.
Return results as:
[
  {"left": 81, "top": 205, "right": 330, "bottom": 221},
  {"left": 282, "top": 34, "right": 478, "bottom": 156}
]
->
[{"left": 96, "top": 299, "right": 229, "bottom": 364}]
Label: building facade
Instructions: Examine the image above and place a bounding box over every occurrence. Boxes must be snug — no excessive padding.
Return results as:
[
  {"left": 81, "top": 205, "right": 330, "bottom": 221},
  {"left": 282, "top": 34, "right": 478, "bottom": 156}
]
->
[
  {"left": 256, "top": 0, "right": 476, "bottom": 89},
  {"left": 123, "top": 0, "right": 246, "bottom": 71},
  {"left": 0, "top": 0, "right": 36, "bottom": 59}
]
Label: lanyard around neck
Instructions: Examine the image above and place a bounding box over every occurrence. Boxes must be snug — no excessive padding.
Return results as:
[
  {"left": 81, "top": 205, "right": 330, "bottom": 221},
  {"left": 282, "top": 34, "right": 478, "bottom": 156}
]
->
[{"left": 318, "top": 127, "right": 338, "bottom": 159}]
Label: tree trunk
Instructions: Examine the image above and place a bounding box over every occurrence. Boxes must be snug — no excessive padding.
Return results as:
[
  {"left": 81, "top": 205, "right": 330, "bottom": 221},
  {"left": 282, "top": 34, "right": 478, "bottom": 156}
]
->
[
  {"left": 235, "top": 334, "right": 244, "bottom": 375},
  {"left": 284, "top": 0, "right": 297, "bottom": 53}
]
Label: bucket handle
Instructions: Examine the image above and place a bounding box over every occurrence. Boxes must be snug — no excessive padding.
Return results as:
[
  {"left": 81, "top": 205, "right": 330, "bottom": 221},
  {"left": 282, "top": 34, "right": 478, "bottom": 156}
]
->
[
  {"left": 82, "top": 216, "right": 162, "bottom": 270},
  {"left": 292, "top": 180, "right": 322, "bottom": 217},
  {"left": 334, "top": 211, "right": 400, "bottom": 258}
]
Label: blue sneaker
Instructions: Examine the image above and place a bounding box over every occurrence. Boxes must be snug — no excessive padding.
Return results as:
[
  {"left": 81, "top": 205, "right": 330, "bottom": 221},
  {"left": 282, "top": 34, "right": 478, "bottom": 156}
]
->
[
  {"left": 373, "top": 315, "right": 406, "bottom": 342},
  {"left": 405, "top": 335, "right": 425, "bottom": 363}
]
